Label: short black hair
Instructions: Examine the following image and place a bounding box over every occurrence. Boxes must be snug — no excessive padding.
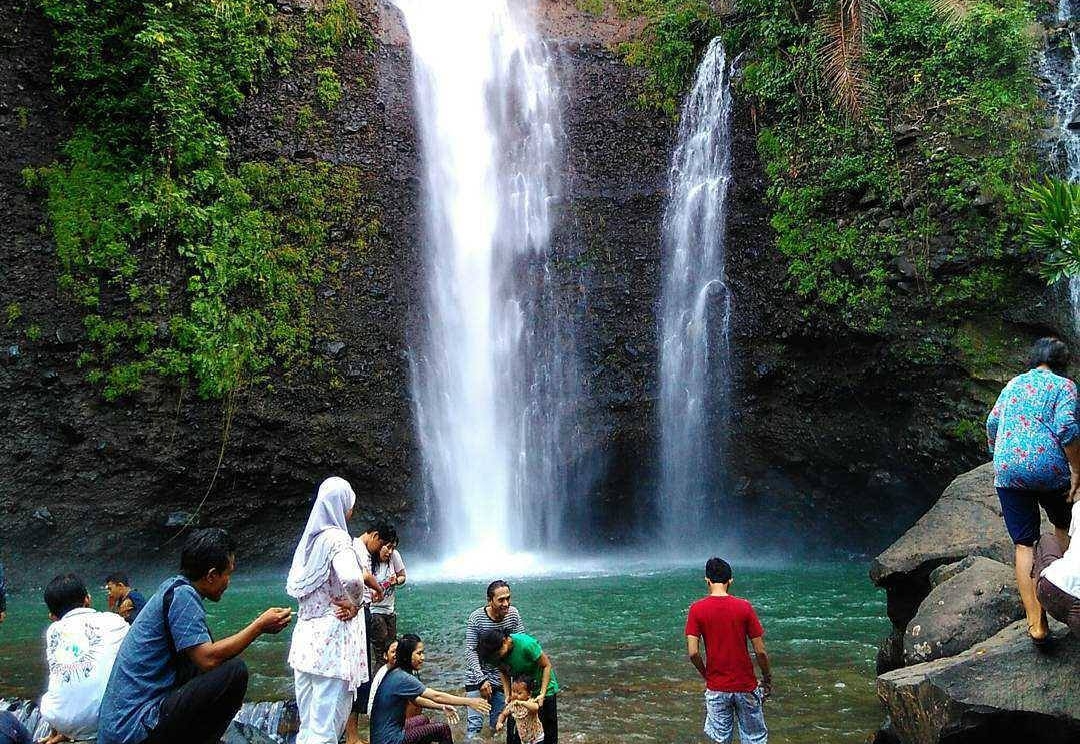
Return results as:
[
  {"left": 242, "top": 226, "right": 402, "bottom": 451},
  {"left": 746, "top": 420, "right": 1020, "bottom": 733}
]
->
[
  {"left": 369, "top": 521, "right": 398, "bottom": 545},
  {"left": 705, "top": 557, "right": 733, "bottom": 584},
  {"left": 476, "top": 627, "right": 509, "bottom": 662},
  {"left": 396, "top": 633, "right": 423, "bottom": 674},
  {"left": 105, "top": 571, "right": 130, "bottom": 586},
  {"left": 180, "top": 527, "right": 237, "bottom": 581},
  {"left": 1029, "top": 337, "right": 1070, "bottom": 375},
  {"left": 486, "top": 579, "right": 510, "bottom": 601},
  {"left": 511, "top": 674, "right": 534, "bottom": 693},
  {"left": 45, "top": 574, "right": 88, "bottom": 619}
]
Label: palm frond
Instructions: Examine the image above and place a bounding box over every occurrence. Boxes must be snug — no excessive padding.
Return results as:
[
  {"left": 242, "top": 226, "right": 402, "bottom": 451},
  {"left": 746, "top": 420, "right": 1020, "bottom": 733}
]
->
[
  {"left": 819, "top": 0, "right": 881, "bottom": 118},
  {"left": 929, "top": 0, "right": 971, "bottom": 25}
]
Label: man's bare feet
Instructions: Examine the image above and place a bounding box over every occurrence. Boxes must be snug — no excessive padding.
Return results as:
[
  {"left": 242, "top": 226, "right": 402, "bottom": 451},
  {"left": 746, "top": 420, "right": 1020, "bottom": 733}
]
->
[{"left": 1028, "top": 611, "right": 1051, "bottom": 646}]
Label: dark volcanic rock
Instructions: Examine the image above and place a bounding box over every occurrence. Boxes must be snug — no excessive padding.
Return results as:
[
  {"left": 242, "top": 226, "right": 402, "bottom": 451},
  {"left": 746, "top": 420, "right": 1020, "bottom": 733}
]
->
[
  {"left": 878, "top": 622, "right": 1080, "bottom": 744},
  {"left": 902, "top": 557, "right": 1022, "bottom": 665},
  {"left": 877, "top": 630, "right": 906, "bottom": 675},
  {"left": 871, "top": 463, "right": 1013, "bottom": 629}
]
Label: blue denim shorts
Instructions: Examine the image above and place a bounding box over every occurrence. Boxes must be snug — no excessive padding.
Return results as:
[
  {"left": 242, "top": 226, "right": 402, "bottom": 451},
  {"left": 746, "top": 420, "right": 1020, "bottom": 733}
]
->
[
  {"left": 997, "top": 487, "right": 1071, "bottom": 547},
  {"left": 704, "top": 688, "right": 768, "bottom": 744}
]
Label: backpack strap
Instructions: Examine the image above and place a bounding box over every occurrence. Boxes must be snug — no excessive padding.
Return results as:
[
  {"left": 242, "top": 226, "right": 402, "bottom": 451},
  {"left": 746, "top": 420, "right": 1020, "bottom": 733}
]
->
[{"left": 160, "top": 577, "right": 205, "bottom": 685}]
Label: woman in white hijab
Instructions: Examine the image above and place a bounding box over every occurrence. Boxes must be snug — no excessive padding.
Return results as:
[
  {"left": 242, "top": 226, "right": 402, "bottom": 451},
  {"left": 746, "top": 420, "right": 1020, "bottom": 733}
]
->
[{"left": 287, "top": 476, "right": 381, "bottom": 744}]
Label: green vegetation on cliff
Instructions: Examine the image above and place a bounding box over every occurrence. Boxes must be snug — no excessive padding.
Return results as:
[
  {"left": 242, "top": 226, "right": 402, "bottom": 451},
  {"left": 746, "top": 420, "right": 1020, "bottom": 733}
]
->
[
  {"left": 621, "top": 0, "right": 1045, "bottom": 341},
  {"left": 28, "top": 0, "right": 374, "bottom": 399},
  {"left": 615, "top": 0, "right": 723, "bottom": 116},
  {"left": 732, "top": 0, "right": 1042, "bottom": 333}
]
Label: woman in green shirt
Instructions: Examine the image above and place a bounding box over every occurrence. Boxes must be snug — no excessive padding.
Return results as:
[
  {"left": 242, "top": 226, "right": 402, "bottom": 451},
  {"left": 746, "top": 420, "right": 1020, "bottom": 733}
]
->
[{"left": 476, "top": 629, "right": 559, "bottom": 744}]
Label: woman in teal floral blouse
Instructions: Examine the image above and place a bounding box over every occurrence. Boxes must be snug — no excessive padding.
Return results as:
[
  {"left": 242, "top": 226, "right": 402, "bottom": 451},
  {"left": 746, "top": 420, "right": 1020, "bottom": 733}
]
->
[{"left": 987, "top": 337, "right": 1080, "bottom": 645}]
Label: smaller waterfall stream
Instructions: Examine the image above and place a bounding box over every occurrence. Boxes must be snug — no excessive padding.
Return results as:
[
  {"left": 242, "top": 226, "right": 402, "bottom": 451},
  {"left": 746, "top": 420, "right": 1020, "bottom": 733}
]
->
[
  {"left": 658, "top": 38, "right": 735, "bottom": 543},
  {"left": 1043, "top": 0, "right": 1080, "bottom": 330}
]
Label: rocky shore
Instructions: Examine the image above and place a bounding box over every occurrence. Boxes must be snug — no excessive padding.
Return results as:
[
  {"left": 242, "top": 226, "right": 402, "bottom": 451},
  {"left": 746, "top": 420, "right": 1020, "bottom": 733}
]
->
[{"left": 870, "top": 463, "right": 1080, "bottom": 742}]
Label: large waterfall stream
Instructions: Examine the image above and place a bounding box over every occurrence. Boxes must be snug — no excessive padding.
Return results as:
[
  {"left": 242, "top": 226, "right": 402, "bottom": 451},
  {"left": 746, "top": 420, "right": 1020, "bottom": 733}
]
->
[
  {"left": 658, "top": 38, "right": 735, "bottom": 543},
  {"left": 395, "top": 0, "right": 579, "bottom": 567}
]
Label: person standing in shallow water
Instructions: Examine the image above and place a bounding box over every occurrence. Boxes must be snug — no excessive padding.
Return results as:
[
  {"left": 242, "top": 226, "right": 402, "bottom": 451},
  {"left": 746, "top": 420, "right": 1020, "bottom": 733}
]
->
[
  {"left": 685, "top": 558, "right": 771, "bottom": 744},
  {"left": 287, "top": 477, "right": 384, "bottom": 744},
  {"left": 105, "top": 571, "right": 148, "bottom": 624},
  {"left": 475, "top": 629, "right": 559, "bottom": 744},
  {"left": 986, "top": 337, "right": 1080, "bottom": 645},
  {"left": 463, "top": 580, "right": 525, "bottom": 739}
]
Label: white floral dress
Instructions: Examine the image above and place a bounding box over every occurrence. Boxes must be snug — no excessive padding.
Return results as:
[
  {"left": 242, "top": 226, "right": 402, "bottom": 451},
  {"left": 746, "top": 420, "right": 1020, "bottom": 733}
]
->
[{"left": 288, "top": 552, "right": 369, "bottom": 687}]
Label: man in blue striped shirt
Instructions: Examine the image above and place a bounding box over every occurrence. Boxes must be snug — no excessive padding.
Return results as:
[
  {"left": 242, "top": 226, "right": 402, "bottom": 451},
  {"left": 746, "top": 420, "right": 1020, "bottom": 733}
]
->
[{"left": 464, "top": 580, "right": 525, "bottom": 739}]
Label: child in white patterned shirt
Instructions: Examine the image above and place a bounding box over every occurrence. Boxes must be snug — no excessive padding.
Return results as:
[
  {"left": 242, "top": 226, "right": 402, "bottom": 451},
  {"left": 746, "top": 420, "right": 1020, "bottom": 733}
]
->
[{"left": 495, "top": 676, "right": 544, "bottom": 744}]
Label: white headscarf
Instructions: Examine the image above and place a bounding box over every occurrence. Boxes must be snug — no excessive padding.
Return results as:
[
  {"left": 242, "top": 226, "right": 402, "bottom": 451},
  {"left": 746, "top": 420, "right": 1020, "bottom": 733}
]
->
[{"left": 286, "top": 476, "right": 357, "bottom": 599}]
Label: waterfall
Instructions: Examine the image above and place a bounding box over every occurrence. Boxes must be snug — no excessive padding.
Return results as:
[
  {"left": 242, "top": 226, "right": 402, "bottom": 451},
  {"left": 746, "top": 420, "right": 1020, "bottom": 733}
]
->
[
  {"left": 1044, "top": 1, "right": 1080, "bottom": 331},
  {"left": 395, "top": 0, "right": 577, "bottom": 563},
  {"left": 658, "top": 38, "right": 735, "bottom": 543}
]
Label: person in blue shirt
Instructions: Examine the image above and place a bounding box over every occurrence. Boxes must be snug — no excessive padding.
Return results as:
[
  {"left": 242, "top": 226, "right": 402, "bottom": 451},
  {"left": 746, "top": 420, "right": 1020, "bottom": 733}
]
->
[
  {"left": 369, "top": 633, "right": 490, "bottom": 744},
  {"left": 98, "top": 528, "right": 293, "bottom": 744},
  {"left": 986, "top": 337, "right": 1080, "bottom": 646},
  {"left": 105, "top": 571, "right": 148, "bottom": 624}
]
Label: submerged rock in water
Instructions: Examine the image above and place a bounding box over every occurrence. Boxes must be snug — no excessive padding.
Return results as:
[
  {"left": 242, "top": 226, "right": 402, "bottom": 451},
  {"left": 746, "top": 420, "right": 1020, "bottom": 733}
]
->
[
  {"left": 878, "top": 622, "right": 1080, "bottom": 743},
  {"left": 222, "top": 721, "right": 282, "bottom": 744},
  {"left": 902, "top": 556, "right": 1022, "bottom": 665},
  {"left": 870, "top": 463, "right": 1012, "bottom": 629},
  {"left": 1, "top": 698, "right": 295, "bottom": 744}
]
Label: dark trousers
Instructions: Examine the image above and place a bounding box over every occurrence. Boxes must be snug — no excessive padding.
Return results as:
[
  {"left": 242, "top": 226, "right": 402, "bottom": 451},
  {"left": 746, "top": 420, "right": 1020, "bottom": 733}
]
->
[
  {"left": 1034, "top": 533, "right": 1080, "bottom": 635},
  {"left": 369, "top": 611, "right": 398, "bottom": 665},
  {"left": 507, "top": 694, "right": 557, "bottom": 744},
  {"left": 146, "top": 658, "right": 248, "bottom": 744},
  {"left": 0, "top": 712, "right": 31, "bottom": 744}
]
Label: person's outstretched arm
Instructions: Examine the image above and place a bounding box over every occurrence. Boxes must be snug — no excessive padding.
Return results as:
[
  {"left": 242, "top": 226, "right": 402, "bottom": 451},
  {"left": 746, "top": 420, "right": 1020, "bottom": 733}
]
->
[
  {"left": 186, "top": 608, "right": 291, "bottom": 671},
  {"left": 421, "top": 687, "right": 491, "bottom": 715}
]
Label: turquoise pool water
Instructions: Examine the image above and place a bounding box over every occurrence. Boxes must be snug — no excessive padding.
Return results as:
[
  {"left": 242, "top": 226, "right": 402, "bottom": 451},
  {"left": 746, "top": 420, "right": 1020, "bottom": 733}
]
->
[{"left": 0, "top": 563, "right": 888, "bottom": 743}]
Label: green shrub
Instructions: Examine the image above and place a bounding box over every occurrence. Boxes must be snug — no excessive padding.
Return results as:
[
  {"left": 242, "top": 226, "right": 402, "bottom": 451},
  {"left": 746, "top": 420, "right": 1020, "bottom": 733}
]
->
[
  {"left": 315, "top": 67, "right": 342, "bottom": 110},
  {"left": 617, "top": 0, "right": 721, "bottom": 117},
  {"left": 729, "top": 0, "right": 1040, "bottom": 331},
  {"left": 33, "top": 0, "right": 376, "bottom": 399}
]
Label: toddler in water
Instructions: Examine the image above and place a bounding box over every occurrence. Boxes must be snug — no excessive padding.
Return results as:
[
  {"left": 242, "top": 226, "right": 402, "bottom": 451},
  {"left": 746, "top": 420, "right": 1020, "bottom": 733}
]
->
[{"left": 495, "top": 676, "right": 544, "bottom": 744}]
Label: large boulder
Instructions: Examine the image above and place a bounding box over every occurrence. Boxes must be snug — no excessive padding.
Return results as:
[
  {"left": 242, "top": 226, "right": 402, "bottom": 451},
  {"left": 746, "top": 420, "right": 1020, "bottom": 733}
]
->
[
  {"left": 870, "top": 463, "right": 1013, "bottom": 629},
  {"left": 902, "top": 557, "right": 1022, "bottom": 665},
  {"left": 878, "top": 621, "right": 1080, "bottom": 744}
]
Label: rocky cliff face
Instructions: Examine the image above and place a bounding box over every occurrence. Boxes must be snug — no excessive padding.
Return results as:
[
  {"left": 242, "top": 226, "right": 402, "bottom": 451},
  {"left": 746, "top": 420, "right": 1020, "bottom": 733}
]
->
[{"left": 0, "top": 0, "right": 1054, "bottom": 577}]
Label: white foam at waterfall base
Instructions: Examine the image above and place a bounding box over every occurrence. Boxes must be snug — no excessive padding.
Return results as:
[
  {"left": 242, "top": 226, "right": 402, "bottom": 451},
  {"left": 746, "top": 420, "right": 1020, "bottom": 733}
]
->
[{"left": 394, "top": 0, "right": 579, "bottom": 560}]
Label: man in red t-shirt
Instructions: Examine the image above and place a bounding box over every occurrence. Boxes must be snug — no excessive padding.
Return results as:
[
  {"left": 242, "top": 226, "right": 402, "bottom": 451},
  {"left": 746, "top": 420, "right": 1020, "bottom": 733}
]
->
[{"left": 685, "top": 558, "right": 771, "bottom": 744}]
